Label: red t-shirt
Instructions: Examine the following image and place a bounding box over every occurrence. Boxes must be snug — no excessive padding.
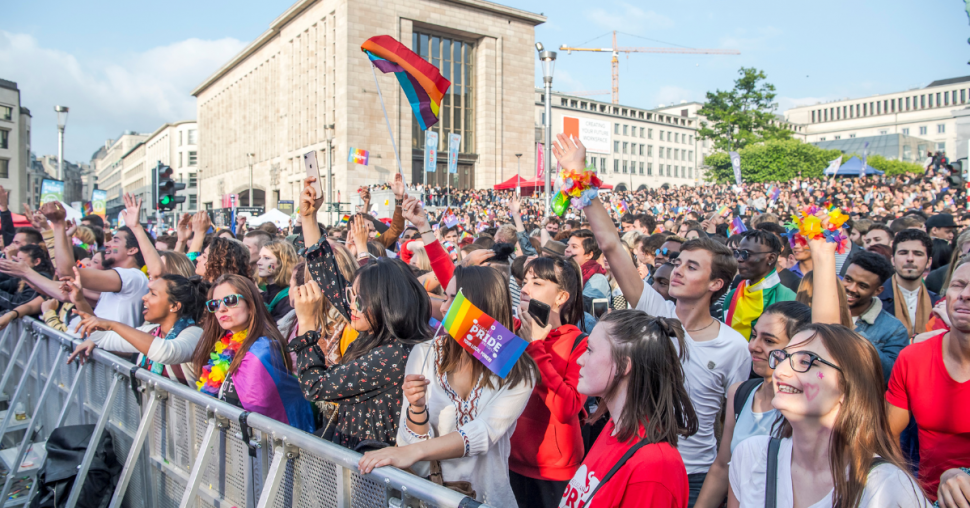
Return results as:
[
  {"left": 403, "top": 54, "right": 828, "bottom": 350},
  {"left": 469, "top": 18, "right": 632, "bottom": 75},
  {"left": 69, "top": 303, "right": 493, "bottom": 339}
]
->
[
  {"left": 886, "top": 332, "right": 970, "bottom": 501},
  {"left": 558, "top": 421, "right": 688, "bottom": 508}
]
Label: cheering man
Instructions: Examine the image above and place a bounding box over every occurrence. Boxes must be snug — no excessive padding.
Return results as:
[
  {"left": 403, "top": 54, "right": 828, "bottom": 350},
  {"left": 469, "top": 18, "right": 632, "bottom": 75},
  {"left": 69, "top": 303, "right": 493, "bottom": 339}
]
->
[{"left": 722, "top": 230, "right": 796, "bottom": 340}]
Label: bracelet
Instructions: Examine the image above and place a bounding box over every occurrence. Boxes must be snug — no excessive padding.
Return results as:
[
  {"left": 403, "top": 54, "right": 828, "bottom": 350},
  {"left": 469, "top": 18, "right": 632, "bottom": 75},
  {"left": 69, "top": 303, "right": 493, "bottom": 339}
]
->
[
  {"left": 418, "top": 229, "right": 433, "bottom": 236},
  {"left": 10, "top": 310, "right": 19, "bottom": 319},
  {"left": 409, "top": 405, "right": 428, "bottom": 415},
  {"left": 395, "top": 198, "right": 404, "bottom": 206},
  {"left": 407, "top": 407, "right": 430, "bottom": 426}
]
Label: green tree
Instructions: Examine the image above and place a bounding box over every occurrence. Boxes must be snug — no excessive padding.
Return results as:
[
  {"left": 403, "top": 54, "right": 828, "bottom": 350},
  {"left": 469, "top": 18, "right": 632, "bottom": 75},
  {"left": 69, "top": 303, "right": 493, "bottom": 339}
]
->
[{"left": 697, "top": 68, "right": 791, "bottom": 152}]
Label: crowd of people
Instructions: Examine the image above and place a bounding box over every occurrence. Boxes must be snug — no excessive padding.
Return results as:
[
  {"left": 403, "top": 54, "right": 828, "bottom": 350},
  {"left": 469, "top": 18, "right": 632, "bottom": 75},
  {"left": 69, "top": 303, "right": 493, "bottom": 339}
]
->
[{"left": 0, "top": 133, "right": 966, "bottom": 508}]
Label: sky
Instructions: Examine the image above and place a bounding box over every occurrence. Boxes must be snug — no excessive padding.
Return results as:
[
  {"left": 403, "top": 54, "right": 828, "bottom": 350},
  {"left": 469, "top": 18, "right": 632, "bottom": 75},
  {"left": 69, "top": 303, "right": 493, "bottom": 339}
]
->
[{"left": 2, "top": 0, "right": 967, "bottom": 163}]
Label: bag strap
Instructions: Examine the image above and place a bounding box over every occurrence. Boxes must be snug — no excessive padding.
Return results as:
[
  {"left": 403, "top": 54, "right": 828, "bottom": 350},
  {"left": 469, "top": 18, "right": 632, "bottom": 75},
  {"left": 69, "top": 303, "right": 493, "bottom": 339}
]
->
[
  {"left": 584, "top": 439, "right": 649, "bottom": 506},
  {"left": 734, "top": 378, "right": 764, "bottom": 422},
  {"left": 765, "top": 437, "right": 781, "bottom": 508},
  {"left": 572, "top": 332, "right": 589, "bottom": 353}
]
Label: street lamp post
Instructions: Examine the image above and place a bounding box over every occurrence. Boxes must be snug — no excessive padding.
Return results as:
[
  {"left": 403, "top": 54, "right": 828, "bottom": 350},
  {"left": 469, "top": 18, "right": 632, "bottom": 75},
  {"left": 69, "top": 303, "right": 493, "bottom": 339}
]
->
[
  {"left": 325, "top": 124, "right": 335, "bottom": 226},
  {"left": 245, "top": 153, "right": 255, "bottom": 207},
  {"left": 55, "top": 106, "right": 69, "bottom": 181},
  {"left": 536, "top": 44, "right": 556, "bottom": 216},
  {"left": 515, "top": 153, "right": 523, "bottom": 197}
]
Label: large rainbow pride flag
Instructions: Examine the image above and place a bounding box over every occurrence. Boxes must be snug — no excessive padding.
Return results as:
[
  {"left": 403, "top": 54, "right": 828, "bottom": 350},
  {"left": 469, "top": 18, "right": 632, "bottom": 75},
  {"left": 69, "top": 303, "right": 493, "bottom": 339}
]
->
[
  {"left": 361, "top": 35, "right": 451, "bottom": 131},
  {"left": 442, "top": 290, "right": 528, "bottom": 378}
]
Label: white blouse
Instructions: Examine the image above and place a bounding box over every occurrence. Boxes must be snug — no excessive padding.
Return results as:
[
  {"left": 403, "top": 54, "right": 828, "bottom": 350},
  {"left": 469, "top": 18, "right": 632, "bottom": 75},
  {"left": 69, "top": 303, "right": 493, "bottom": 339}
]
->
[
  {"left": 94, "top": 323, "right": 202, "bottom": 379},
  {"left": 397, "top": 338, "right": 534, "bottom": 507}
]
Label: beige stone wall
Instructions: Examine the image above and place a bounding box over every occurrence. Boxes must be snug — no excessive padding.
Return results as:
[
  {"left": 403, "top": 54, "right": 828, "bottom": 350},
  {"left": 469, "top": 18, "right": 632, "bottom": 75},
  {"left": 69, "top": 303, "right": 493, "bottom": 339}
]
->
[{"left": 194, "top": 0, "right": 543, "bottom": 218}]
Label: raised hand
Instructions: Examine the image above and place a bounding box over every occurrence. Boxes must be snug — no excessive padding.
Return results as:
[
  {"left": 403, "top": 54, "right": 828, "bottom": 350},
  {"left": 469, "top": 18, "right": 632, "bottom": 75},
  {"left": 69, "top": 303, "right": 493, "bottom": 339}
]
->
[
  {"left": 458, "top": 248, "right": 495, "bottom": 268},
  {"left": 300, "top": 178, "right": 321, "bottom": 218},
  {"left": 551, "top": 132, "right": 587, "bottom": 171},
  {"left": 509, "top": 197, "right": 521, "bottom": 216},
  {"left": 190, "top": 211, "right": 211, "bottom": 234},
  {"left": 121, "top": 193, "right": 142, "bottom": 228},
  {"left": 0, "top": 186, "right": 8, "bottom": 212},
  {"left": 40, "top": 201, "right": 66, "bottom": 225},
  {"left": 74, "top": 309, "right": 113, "bottom": 338},
  {"left": 0, "top": 257, "right": 30, "bottom": 278},
  {"left": 389, "top": 173, "right": 407, "bottom": 200},
  {"left": 65, "top": 219, "right": 78, "bottom": 238},
  {"left": 349, "top": 216, "right": 369, "bottom": 256},
  {"left": 401, "top": 197, "right": 429, "bottom": 231},
  {"left": 294, "top": 280, "right": 323, "bottom": 333},
  {"left": 358, "top": 186, "right": 371, "bottom": 203},
  {"left": 176, "top": 213, "right": 192, "bottom": 241}
]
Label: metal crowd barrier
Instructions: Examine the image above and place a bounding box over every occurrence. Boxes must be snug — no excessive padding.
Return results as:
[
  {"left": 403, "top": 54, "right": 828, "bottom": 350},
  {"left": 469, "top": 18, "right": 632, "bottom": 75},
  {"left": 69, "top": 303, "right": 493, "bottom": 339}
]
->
[{"left": 0, "top": 318, "right": 487, "bottom": 508}]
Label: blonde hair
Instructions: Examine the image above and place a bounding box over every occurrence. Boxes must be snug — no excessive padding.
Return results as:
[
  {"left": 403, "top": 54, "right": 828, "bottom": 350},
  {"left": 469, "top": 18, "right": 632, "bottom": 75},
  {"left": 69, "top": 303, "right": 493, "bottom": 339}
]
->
[
  {"left": 409, "top": 247, "right": 432, "bottom": 272},
  {"left": 258, "top": 240, "right": 298, "bottom": 287},
  {"left": 74, "top": 226, "right": 96, "bottom": 247},
  {"left": 159, "top": 251, "right": 195, "bottom": 278}
]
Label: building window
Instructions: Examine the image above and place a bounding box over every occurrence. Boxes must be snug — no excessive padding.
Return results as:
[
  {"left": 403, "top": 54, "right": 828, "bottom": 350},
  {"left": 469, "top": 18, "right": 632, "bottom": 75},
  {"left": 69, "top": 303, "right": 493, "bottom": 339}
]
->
[
  {"left": 963, "top": 90, "right": 967, "bottom": 104},
  {"left": 675, "top": 166, "right": 679, "bottom": 178},
  {"left": 945, "top": 92, "right": 950, "bottom": 105},
  {"left": 647, "top": 163, "right": 653, "bottom": 176},
  {"left": 902, "top": 128, "right": 909, "bottom": 135},
  {"left": 903, "top": 145, "right": 912, "bottom": 161},
  {"left": 639, "top": 162, "right": 644, "bottom": 175},
  {"left": 667, "top": 165, "right": 672, "bottom": 177},
  {"left": 938, "top": 124, "right": 946, "bottom": 134},
  {"left": 0, "top": 159, "right": 7, "bottom": 179},
  {"left": 906, "top": 97, "right": 910, "bottom": 110},
  {"left": 659, "top": 147, "right": 665, "bottom": 159},
  {"left": 187, "top": 129, "right": 197, "bottom": 145},
  {"left": 674, "top": 148, "right": 680, "bottom": 160},
  {"left": 879, "top": 130, "right": 888, "bottom": 135},
  {"left": 921, "top": 95, "right": 925, "bottom": 108},
  {"left": 639, "top": 144, "right": 645, "bottom": 156},
  {"left": 640, "top": 127, "right": 645, "bottom": 138},
  {"left": 674, "top": 133, "right": 679, "bottom": 143},
  {"left": 614, "top": 160, "right": 619, "bottom": 173},
  {"left": 849, "top": 134, "right": 855, "bottom": 138},
  {"left": 667, "top": 147, "right": 672, "bottom": 159},
  {"left": 918, "top": 143, "right": 927, "bottom": 155},
  {"left": 188, "top": 151, "right": 198, "bottom": 166},
  {"left": 688, "top": 150, "right": 693, "bottom": 162},
  {"left": 0, "top": 106, "right": 11, "bottom": 121},
  {"left": 0, "top": 129, "right": 8, "bottom": 150},
  {"left": 919, "top": 126, "right": 928, "bottom": 135},
  {"left": 648, "top": 145, "right": 653, "bottom": 156},
  {"left": 179, "top": 131, "right": 183, "bottom": 147},
  {"left": 622, "top": 161, "right": 628, "bottom": 173},
  {"left": 189, "top": 195, "right": 198, "bottom": 209},
  {"left": 688, "top": 168, "right": 693, "bottom": 179},
  {"left": 648, "top": 129, "right": 653, "bottom": 139},
  {"left": 936, "top": 93, "right": 941, "bottom": 106},
  {"left": 189, "top": 172, "right": 198, "bottom": 188},
  {"left": 937, "top": 142, "right": 946, "bottom": 152},
  {"left": 622, "top": 142, "right": 628, "bottom": 154},
  {"left": 600, "top": 157, "right": 605, "bottom": 173},
  {"left": 615, "top": 123, "right": 620, "bottom": 134},
  {"left": 819, "top": 137, "right": 826, "bottom": 141},
  {"left": 614, "top": 141, "right": 620, "bottom": 153},
  {"left": 178, "top": 152, "right": 183, "bottom": 168},
  {"left": 623, "top": 125, "right": 628, "bottom": 136},
  {"left": 411, "top": 32, "right": 475, "bottom": 160}
]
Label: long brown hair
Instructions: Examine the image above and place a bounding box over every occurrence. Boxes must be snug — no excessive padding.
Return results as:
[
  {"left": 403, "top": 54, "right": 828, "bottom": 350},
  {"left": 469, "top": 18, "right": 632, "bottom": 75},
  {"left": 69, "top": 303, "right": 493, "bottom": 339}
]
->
[
  {"left": 438, "top": 266, "right": 538, "bottom": 391},
  {"left": 203, "top": 238, "right": 251, "bottom": 282},
  {"left": 589, "top": 311, "right": 698, "bottom": 445},
  {"left": 192, "top": 274, "right": 291, "bottom": 377},
  {"left": 524, "top": 256, "right": 585, "bottom": 332},
  {"left": 775, "top": 324, "right": 923, "bottom": 507}
]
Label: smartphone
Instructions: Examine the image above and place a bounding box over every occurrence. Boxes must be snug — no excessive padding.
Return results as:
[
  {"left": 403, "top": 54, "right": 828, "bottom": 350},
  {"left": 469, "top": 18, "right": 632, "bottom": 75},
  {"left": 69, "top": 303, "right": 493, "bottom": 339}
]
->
[
  {"left": 528, "top": 299, "right": 551, "bottom": 328},
  {"left": 592, "top": 298, "right": 609, "bottom": 319},
  {"left": 303, "top": 151, "right": 323, "bottom": 199}
]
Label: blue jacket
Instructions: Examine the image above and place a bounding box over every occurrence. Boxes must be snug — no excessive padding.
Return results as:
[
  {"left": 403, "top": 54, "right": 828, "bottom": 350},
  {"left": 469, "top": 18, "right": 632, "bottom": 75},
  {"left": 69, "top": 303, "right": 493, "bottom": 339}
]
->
[
  {"left": 878, "top": 281, "right": 940, "bottom": 319},
  {"left": 853, "top": 298, "right": 910, "bottom": 383}
]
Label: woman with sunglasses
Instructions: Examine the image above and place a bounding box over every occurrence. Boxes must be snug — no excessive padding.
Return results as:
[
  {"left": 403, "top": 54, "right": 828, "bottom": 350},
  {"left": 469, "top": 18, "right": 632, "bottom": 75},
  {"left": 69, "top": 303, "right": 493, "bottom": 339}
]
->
[
  {"left": 358, "top": 266, "right": 538, "bottom": 506},
  {"left": 728, "top": 323, "right": 929, "bottom": 507},
  {"left": 193, "top": 274, "right": 314, "bottom": 432},
  {"left": 69, "top": 274, "right": 209, "bottom": 385}
]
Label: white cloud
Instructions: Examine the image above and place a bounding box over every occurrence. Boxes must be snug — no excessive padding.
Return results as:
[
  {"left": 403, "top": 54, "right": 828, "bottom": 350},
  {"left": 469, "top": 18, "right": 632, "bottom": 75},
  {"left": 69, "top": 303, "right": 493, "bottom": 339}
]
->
[
  {"left": 0, "top": 31, "right": 245, "bottom": 162},
  {"left": 719, "top": 26, "right": 784, "bottom": 52},
  {"left": 654, "top": 85, "right": 696, "bottom": 108},
  {"left": 586, "top": 3, "right": 674, "bottom": 34}
]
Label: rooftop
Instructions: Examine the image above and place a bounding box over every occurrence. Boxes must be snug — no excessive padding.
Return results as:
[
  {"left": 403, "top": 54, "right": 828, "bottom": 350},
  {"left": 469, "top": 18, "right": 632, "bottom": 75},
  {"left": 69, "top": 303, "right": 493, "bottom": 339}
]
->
[
  {"left": 0, "top": 79, "right": 18, "bottom": 92},
  {"left": 926, "top": 76, "right": 970, "bottom": 88}
]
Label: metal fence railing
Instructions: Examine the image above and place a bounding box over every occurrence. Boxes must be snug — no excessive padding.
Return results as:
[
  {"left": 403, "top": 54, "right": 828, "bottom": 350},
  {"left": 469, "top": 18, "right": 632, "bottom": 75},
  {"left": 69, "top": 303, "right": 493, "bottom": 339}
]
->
[{"left": 0, "top": 318, "right": 487, "bottom": 508}]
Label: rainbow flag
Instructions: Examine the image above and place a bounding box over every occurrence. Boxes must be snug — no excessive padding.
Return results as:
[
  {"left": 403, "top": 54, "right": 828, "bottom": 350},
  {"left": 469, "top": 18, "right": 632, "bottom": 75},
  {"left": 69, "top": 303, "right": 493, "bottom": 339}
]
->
[
  {"left": 361, "top": 35, "right": 451, "bottom": 130},
  {"left": 442, "top": 290, "right": 528, "bottom": 378},
  {"left": 723, "top": 271, "right": 797, "bottom": 341},
  {"left": 615, "top": 200, "right": 628, "bottom": 215},
  {"left": 339, "top": 215, "right": 350, "bottom": 226},
  {"left": 348, "top": 148, "right": 369, "bottom": 165},
  {"left": 729, "top": 216, "right": 747, "bottom": 236},
  {"left": 460, "top": 231, "right": 472, "bottom": 241},
  {"left": 717, "top": 205, "right": 732, "bottom": 217}
]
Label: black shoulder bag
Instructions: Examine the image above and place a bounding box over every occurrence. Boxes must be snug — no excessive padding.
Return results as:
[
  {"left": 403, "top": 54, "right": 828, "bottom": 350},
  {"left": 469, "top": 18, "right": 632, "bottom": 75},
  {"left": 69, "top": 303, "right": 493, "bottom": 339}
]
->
[{"left": 582, "top": 439, "right": 650, "bottom": 507}]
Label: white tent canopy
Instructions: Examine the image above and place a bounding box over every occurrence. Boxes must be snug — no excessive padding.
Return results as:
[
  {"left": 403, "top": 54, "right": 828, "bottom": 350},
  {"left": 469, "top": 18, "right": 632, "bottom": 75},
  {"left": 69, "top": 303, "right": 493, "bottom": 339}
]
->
[{"left": 247, "top": 208, "right": 292, "bottom": 229}]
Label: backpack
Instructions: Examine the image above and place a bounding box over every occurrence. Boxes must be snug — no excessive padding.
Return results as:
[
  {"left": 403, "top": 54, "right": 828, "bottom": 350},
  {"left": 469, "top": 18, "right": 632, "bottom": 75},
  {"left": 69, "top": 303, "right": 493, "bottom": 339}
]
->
[
  {"left": 31, "top": 425, "right": 122, "bottom": 508},
  {"left": 733, "top": 378, "right": 764, "bottom": 421}
]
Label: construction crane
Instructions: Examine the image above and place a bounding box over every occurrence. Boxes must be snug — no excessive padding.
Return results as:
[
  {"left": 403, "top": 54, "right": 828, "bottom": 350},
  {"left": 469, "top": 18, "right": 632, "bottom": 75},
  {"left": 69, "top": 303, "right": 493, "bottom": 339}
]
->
[
  {"left": 560, "top": 31, "right": 740, "bottom": 104},
  {"left": 564, "top": 90, "right": 611, "bottom": 97}
]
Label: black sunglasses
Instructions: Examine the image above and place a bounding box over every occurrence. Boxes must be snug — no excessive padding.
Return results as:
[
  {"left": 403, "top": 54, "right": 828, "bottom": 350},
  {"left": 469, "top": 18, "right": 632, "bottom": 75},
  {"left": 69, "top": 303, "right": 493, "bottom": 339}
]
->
[
  {"left": 655, "top": 247, "right": 680, "bottom": 259},
  {"left": 768, "top": 349, "right": 842, "bottom": 373},
  {"left": 205, "top": 294, "right": 245, "bottom": 313},
  {"left": 733, "top": 249, "right": 777, "bottom": 261}
]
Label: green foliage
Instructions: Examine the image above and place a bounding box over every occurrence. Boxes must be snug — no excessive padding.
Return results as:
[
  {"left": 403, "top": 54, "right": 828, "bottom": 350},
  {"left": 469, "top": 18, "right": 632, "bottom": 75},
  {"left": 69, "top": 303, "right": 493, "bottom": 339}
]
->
[
  {"left": 697, "top": 68, "right": 791, "bottom": 152},
  {"left": 704, "top": 140, "right": 843, "bottom": 183}
]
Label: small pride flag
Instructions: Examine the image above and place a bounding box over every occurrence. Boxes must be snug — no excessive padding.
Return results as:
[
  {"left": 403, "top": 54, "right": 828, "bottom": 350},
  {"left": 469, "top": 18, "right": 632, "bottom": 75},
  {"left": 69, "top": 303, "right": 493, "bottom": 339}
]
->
[
  {"left": 717, "top": 205, "right": 732, "bottom": 217},
  {"left": 339, "top": 215, "right": 350, "bottom": 226},
  {"left": 441, "top": 290, "right": 528, "bottom": 378},
  {"left": 348, "top": 148, "right": 369, "bottom": 165},
  {"left": 729, "top": 216, "right": 748, "bottom": 236},
  {"left": 615, "top": 200, "right": 628, "bottom": 216}
]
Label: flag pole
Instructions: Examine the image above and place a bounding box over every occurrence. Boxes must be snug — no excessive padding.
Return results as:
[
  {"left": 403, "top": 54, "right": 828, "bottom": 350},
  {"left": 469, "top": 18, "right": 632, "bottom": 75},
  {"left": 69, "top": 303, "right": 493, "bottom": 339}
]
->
[{"left": 369, "top": 63, "right": 407, "bottom": 186}]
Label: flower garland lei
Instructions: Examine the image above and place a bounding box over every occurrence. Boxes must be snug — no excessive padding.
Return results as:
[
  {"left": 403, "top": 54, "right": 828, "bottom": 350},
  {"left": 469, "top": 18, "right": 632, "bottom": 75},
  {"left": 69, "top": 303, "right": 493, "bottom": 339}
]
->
[
  {"left": 552, "top": 163, "right": 602, "bottom": 216},
  {"left": 783, "top": 203, "right": 851, "bottom": 254},
  {"left": 197, "top": 329, "right": 247, "bottom": 396}
]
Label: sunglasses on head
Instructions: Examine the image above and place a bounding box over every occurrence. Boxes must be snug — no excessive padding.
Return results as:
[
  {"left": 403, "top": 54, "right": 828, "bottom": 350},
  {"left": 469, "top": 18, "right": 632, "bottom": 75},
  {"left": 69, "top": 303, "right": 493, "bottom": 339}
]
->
[{"left": 205, "top": 294, "right": 245, "bottom": 313}]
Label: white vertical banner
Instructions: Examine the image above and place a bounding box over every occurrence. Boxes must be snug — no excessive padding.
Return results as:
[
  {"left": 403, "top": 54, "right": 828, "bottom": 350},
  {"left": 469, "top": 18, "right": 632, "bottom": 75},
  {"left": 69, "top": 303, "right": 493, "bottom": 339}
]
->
[
  {"left": 729, "top": 151, "right": 742, "bottom": 185},
  {"left": 424, "top": 131, "right": 438, "bottom": 173},
  {"left": 448, "top": 133, "right": 461, "bottom": 174}
]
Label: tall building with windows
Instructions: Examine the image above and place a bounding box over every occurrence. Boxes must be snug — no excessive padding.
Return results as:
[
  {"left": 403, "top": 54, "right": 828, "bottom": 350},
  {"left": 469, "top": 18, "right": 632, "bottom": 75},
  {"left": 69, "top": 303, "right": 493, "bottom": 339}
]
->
[
  {"left": 785, "top": 76, "right": 970, "bottom": 160},
  {"left": 537, "top": 90, "right": 700, "bottom": 190},
  {"left": 144, "top": 121, "right": 200, "bottom": 220},
  {"left": 193, "top": 0, "right": 544, "bottom": 216},
  {"left": 0, "top": 79, "right": 31, "bottom": 210},
  {"left": 92, "top": 131, "right": 149, "bottom": 217}
]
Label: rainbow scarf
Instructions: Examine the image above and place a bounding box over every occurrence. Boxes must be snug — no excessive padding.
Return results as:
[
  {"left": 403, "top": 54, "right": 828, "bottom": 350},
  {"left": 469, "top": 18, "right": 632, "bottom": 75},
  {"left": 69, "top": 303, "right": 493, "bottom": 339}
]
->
[
  {"left": 442, "top": 290, "right": 528, "bottom": 378},
  {"left": 361, "top": 35, "right": 451, "bottom": 130},
  {"left": 723, "top": 270, "right": 796, "bottom": 341},
  {"left": 197, "top": 330, "right": 247, "bottom": 395}
]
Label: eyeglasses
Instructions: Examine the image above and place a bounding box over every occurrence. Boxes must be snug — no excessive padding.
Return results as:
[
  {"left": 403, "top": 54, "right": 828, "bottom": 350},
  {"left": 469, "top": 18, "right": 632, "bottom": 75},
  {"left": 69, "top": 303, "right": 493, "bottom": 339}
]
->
[
  {"left": 767, "top": 349, "right": 842, "bottom": 373},
  {"left": 733, "top": 249, "right": 777, "bottom": 261},
  {"left": 655, "top": 247, "right": 680, "bottom": 259},
  {"left": 345, "top": 287, "right": 363, "bottom": 313},
  {"left": 205, "top": 294, "right": 245, "bottom": 313}
]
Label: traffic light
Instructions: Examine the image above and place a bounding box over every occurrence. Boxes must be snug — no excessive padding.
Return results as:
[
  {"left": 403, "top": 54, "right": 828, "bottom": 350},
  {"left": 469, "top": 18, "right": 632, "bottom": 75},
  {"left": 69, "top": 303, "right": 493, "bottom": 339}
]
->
[{"left": 155, "top": 163, "right": 185, "bottom": 211}]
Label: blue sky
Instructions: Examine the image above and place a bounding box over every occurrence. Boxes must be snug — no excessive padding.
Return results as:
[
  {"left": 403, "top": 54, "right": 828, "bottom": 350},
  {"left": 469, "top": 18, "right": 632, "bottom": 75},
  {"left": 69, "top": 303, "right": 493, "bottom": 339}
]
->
[{"left": 2, "top": 0, "right": 967, "bottom": 163}]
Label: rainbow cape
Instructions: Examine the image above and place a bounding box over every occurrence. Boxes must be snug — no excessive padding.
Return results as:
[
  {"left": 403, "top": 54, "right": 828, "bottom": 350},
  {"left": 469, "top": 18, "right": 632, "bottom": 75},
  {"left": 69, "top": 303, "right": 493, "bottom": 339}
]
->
[
  {"left": 361, "top": 35, "right": 451, "bottom": 130},
  {"left": 723, "top": 270, "right": 797, "bottom": 341},
  {"left": 442, "top": 290, "right": 528, "bottom": 378}
]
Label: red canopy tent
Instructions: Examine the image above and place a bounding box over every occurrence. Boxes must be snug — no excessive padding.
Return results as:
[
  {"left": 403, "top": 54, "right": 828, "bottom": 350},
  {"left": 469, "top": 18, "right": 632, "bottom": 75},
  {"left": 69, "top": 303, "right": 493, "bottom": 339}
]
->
[
  {"left": 10, "top": 213, "right": 31, "bottom": 228},
  {"left": 493, "top": 175, "right": 530, "bottom": 190},
  {"left": 494, "top": 175, "right": 614, "bottom": 193}
]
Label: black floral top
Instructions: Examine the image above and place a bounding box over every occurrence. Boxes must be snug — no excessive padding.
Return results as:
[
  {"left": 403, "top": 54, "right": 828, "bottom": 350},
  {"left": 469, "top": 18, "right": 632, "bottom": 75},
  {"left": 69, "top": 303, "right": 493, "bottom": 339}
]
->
[{"left": 291, "top": 331, "right": 412, "bottom": 449}]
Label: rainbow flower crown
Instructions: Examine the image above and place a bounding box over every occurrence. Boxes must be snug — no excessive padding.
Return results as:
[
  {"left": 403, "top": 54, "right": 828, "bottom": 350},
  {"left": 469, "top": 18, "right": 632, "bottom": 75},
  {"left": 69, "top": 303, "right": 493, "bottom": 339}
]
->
[
  {"left": 783, "top": 203, "right": 851, "bottom": 254},
  {"left": 552, "top": 164, "right": 602, "bottom": 216}
]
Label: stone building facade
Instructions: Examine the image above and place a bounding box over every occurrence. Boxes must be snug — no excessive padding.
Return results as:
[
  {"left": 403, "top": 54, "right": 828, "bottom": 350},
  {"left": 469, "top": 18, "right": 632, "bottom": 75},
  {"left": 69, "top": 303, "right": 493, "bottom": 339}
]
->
[{"left": 192, "top": 0, "right": 545, "bottom": 220}]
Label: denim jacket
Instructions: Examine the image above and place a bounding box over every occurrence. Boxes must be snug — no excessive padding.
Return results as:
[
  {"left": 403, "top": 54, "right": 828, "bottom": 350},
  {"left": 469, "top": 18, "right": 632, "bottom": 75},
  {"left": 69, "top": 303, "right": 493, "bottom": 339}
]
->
[{"left": 853, "top": 297, "right": 910, "bottom": 383}]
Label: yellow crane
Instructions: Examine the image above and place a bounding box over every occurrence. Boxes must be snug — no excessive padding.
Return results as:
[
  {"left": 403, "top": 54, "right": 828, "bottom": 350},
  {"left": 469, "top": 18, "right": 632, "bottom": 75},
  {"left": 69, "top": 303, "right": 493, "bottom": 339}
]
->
[{"left": 560, "top": 31, "right": 740, "bottom": 104}]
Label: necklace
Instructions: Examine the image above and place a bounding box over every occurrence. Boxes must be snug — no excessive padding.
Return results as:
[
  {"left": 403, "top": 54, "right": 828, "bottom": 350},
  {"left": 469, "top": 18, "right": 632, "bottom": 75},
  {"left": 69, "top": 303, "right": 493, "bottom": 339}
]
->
[
  {"left": 686, "top": 318, "right": 717, "bottom": 333},
  {"left": 197, "top": 329, "right": 247, "bottom": 396}
]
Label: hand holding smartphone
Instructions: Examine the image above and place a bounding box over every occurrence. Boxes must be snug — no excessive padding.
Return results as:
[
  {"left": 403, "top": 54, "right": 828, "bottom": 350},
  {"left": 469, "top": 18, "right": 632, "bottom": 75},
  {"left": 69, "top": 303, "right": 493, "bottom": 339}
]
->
[
  {"left": 528, "top": 299, "right": 551, "bottom": 328},
  {"left": 303, "top": 151, "right": 323, "bottom": 199}
]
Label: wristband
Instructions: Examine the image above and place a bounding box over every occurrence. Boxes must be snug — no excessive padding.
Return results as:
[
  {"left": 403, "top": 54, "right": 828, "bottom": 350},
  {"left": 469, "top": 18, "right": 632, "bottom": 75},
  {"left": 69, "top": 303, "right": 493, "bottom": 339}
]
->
[
  {"left": 418, "top": 229, "right": 433, "bottom": 236},
  {"left": 407, "top": 407, "right": 430, "bottom": 426},
  {"left": 10, "top": 310, "right": 19, "bottom": 319},
  {"left": 395, "top": 198, "right": 404, "bottom": 206}
]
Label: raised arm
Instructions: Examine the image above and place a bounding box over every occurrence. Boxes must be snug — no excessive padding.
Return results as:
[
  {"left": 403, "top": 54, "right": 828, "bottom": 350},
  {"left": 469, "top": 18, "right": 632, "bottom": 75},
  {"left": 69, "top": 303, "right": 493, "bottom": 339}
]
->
[
  {"left": 380, "top": 174, "right": 407, "bottom": 248},
  {"left": 402, "top": 197, "right": 454, "bottom": 286},
  {"left": 806, "top": 212, "right": 841, "bottom": 325},
  {"left": 300, "top": 177, "right": 323, "bottom": 249},
  {"left": 174, "top": 213, "right": 191, "bottom": 253},
  {"left": 187, "top": 211, "right": 210, "bottom": 255},
  {"left": 40, "top": 202, "right": 76, "bottom": 278},
  {"left": 122, "top": 194, "right": 164, "bottom": 279},
  {"left": 552, "top": 134, "right": 645, "bottom": 306}
]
